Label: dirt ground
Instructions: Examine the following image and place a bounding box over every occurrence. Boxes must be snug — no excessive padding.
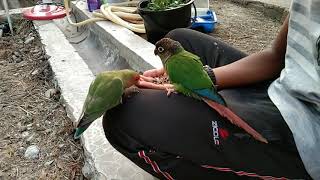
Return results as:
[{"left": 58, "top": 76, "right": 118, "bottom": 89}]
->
[
  {"left": 0, "top": 17, "right": 84, "bottom": 179},
  {"left": 210, "top": 0, "right": 282, "bottom": 54},
  {"left": 0, "top": 0, "right": 282, "bottom": 179}
]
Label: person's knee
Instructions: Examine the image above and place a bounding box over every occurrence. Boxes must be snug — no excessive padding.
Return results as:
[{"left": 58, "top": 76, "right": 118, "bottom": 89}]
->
[
  {"left": 165, "top": 28, "right": 193, "bottom": 42},
  {"left": 102, "top": 115, "right": 132, "bottom": 153},
  {"left": 102, "top": 115, "right": 115, "bottom": 141}
]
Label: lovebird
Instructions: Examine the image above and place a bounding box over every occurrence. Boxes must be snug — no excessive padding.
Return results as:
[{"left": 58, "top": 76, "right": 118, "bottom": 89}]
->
[
  {"left": 154, "top": 38, "right": 268, "bottom": 143},
  {"left": 74, "top": 69, "right": 140, "bottom": 139}
]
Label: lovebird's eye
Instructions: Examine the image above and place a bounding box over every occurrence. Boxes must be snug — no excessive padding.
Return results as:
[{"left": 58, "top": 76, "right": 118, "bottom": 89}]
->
[{"left": 158, "top": 46, "right": 164, "bottom": 53}]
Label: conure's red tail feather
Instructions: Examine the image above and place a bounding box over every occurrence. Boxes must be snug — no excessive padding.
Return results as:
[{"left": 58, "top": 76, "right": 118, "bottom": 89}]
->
[{"left": 202, "top": 98, "right": 268, "bottom": 144}]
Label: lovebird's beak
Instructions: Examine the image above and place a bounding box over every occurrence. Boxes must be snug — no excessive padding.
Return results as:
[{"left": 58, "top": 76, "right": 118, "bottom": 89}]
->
[{"left": 73, "top": 117, "right": 94, "bottom": 139}]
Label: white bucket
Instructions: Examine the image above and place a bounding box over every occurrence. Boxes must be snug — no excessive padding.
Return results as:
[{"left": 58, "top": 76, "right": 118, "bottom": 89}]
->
[{"left": 191, "top": 0, "right": 210, "bottom": 16}]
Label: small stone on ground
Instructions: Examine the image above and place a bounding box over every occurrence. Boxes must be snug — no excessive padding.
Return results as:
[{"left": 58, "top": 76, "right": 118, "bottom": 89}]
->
[{"left": 24, "top": 145, "right": 40, "bottom": 159}]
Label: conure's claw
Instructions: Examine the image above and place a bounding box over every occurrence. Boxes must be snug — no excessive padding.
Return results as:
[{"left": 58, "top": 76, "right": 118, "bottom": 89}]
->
[{"left": 166, "top": 88, "right": 176, "bottom": 96}]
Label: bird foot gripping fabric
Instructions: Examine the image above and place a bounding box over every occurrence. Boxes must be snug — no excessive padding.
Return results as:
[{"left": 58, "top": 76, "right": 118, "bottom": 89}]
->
[
  {"left": 154, "top": 38, "right": 268, "bottom": 144},
  {"left": 123, "top": 85, "right": 140, "bottom": 99},
  {"left": 165, "top": 87, "right": 177, "bottom": 96}
]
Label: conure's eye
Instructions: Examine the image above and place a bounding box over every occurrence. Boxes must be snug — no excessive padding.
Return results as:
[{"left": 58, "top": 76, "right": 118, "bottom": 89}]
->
[{"left": 158, "top": 46, "right": 164, "bottom": 53}]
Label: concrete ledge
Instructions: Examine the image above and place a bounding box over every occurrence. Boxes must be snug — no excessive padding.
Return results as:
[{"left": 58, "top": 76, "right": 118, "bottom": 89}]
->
[
  {"left": 72, "top": 1, "right": 163, "bottom": 72},
  {"left": 35, "top": 21, "right": 155, "bottom": 179}
]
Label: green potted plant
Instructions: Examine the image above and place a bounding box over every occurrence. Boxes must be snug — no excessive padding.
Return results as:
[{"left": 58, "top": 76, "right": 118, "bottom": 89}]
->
[{"left": 137, "top": 0, "right": 195, "bottom": 43}]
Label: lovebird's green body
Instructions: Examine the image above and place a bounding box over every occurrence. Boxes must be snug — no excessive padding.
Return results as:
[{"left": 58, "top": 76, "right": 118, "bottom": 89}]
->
[{"left": 74, "top": 69, "right": 140, "bottom": 139}]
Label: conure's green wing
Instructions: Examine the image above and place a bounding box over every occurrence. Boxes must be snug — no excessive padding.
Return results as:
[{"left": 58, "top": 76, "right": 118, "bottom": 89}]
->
[
  {"left": 165, "top": 51, "right": 267, "bottom": 143},
  {"left": 166, "top": 50, "right": 213, "bottom": 90},
  {"left": 166, "top": 50, "right": 225, "bottom": 105}
]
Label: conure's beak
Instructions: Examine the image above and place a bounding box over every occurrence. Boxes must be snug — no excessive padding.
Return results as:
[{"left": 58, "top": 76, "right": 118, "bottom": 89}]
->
[
  {"left": 154, "top": 49, "right": 158, "bottom": 56},
  {"left": 73, "top": 116, "right": 94, "bottom": 139}
]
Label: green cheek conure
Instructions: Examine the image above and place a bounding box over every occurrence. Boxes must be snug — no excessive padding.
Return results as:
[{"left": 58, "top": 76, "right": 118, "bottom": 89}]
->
[{"left": 154, "top": 38, "right": 267, "bottom": 144}]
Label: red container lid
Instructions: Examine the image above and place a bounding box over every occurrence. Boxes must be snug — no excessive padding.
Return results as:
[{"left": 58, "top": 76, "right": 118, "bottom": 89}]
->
[{"left": 23, "top": 4, "right": 66, "bottom": 20}]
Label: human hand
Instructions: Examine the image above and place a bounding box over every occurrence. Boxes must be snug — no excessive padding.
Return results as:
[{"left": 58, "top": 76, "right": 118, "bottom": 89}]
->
[
  {"left": 143, "top": 68, "right": 165, "bottom": 77},
  {"left": 136, "top": 68, "right": 173, "bottom": 90}
]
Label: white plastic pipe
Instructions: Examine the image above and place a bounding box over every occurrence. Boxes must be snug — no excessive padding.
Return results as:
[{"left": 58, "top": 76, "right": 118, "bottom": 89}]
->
[
  {"left": 63, "top": 0, "right": 145, "bottom": 33},
  {"left": 2, "top": 0, "right": 13, "bottom": 35}
]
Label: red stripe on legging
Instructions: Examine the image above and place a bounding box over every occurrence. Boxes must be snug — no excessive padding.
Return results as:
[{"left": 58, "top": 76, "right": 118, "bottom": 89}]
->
[
  {"left": 202, "top": 165, "right": 288, "bottom": 180},
  {"left": 138, "top": 150, "right": 174, "bottom": 180}
]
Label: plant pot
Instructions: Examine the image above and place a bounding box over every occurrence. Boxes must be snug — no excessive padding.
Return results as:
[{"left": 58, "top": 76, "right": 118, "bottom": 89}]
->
[{"left": 137, "top": 0, "right": 194, "bottom": 44}]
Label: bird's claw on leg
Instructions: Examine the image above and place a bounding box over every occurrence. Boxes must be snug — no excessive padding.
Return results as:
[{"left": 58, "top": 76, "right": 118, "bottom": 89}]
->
[
  {"left": 166, "top": 88, "right": 176, "bottom": 96},
  {"left": 123, "top": 85, "right": 140, "bottom": 98}
]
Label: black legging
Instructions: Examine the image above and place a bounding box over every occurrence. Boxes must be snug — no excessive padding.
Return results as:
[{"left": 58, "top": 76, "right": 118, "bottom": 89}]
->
[{"left": 103, "top": 28, "right": 310, "bottom": 180}]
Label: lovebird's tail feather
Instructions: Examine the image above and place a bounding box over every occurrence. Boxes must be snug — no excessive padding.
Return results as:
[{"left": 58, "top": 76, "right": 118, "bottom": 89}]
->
[
  {"left": 202, "top": 98, "right": 268, "bottom": 144},
  {"left": 74, "top": 127, "right": 86, "bottom": 139},
  {"left": 74, "top": 114, "right": 93, "bottom": 140}
]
